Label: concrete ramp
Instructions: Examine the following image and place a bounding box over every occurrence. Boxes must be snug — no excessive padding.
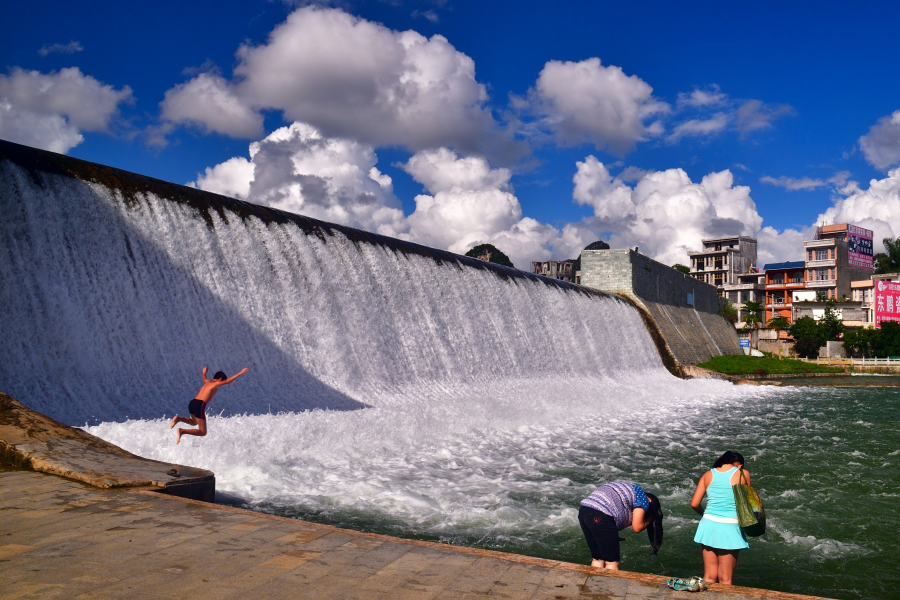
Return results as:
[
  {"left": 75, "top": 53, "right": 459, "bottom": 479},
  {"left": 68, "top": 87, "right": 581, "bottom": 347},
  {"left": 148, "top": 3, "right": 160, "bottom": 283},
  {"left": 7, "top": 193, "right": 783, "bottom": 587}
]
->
[
  {"left": 581, "top": 249, "right": 741, "bottom": 367},
  {"left": 0, "top": 391, "right": 214, "bottom": 501}
]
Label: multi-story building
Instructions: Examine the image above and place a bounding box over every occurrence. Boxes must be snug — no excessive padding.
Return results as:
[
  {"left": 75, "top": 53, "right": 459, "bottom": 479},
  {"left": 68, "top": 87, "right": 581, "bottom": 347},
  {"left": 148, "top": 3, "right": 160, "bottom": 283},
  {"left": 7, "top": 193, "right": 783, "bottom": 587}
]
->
[
  {"left": 723, "top": 270, "right": 765, "bottom": 328},
  {"left": 803, "top": 224, "right": 874, "bottom": 300},
  {"left": 851, "top": 280, "right": 875, "bottom": 324},
  {"left": 852, "top": 273, "right": 900, "bottom": 325},
  {"left": 532, "top": 260, "right": 574, "bottom": 281},
  {"left": 763, "top": 261, "right": 806, "bottom": 323},
  {"left": 688, "top": 236, "right": 758, "bottom": 295}
]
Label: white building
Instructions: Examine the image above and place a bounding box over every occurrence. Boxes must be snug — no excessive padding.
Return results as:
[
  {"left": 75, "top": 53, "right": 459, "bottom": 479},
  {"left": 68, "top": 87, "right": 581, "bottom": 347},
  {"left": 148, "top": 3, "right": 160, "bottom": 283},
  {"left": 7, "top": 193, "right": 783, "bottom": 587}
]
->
[{"left": 689, "top": 236, "right": 758, "bottom": 295}]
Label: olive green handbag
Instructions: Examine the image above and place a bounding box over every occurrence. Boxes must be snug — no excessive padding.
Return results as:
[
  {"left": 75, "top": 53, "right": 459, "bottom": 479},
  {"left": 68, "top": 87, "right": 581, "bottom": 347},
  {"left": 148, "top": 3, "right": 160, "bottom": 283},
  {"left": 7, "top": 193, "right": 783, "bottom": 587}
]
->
[{"left": 732, "top": 468, "right": 766, "bottom": 537}]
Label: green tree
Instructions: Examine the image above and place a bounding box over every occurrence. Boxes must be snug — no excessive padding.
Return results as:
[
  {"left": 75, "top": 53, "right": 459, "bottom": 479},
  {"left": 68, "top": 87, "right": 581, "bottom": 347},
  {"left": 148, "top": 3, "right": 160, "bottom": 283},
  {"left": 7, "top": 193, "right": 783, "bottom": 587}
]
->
[
  {"left": 874, "top": 236, "right": 900, "bottom": 274},
  {"left": 719, "top": 299, "right": 738, "bottom": 324},
  {"left": 873, "top": 322, "right": 900, "bottom": 357},
  {"left": 844, "top": 327, "right": 878, "bottom": 358},
  {"left": 768, "top": 315, "right": 791, "bottom": 332},
  {"left": 673, "top": 263, "right": 690, "bottom": 275},
  {"left": 819, "top": 298, "right": 845, "bottom": 341},
  {"left": 465, "top": 244, "right": 514, "bottom": 268},
  {"left": 790, "top": 316, "right": 825, "bottom": 359},
  {"left": 742, "top": 300, "right": 764, "bottom": 330}
]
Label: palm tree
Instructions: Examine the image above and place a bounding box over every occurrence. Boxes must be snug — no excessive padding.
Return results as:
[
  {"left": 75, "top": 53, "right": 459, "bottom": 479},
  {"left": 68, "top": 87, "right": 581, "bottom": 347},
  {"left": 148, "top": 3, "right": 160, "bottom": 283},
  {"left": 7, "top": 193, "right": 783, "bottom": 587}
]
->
[
  {"left": 743, "top": 300, "right": 764, "bottom": 329},
  {"left": 742, "top": 300, "right": 765, "bottom": 350},
  {"left": 767, "top": 315, "right": 791, "bottom": 332},
  {"left": 875, "top": 236, "right": 900, "bottom": 274}
]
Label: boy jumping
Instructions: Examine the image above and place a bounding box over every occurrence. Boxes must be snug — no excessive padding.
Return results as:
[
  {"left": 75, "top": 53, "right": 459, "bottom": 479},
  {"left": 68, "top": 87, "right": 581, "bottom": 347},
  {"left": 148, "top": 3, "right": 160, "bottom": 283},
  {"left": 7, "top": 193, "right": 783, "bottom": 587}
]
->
[{"left": 170, "top": 366, "right": 249, "bottom": 444}]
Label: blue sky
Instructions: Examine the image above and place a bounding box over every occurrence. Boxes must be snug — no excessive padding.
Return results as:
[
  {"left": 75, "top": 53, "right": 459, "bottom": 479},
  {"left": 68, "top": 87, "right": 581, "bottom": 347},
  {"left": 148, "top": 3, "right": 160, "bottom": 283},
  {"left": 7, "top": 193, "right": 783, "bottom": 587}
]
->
[{"left": 3, "top": 1, "right": 900, "bottom": 268}]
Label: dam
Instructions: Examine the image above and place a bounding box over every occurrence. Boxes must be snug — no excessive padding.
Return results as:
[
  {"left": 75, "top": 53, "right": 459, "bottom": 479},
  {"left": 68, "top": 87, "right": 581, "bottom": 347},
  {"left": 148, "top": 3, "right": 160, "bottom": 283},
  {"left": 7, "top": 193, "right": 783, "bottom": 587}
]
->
[
  {"left": 0, "top": 139, "right": 667, "bottom": 426},
  {"left": 2, "top": 140, "right": 892, "bottom": 599}
]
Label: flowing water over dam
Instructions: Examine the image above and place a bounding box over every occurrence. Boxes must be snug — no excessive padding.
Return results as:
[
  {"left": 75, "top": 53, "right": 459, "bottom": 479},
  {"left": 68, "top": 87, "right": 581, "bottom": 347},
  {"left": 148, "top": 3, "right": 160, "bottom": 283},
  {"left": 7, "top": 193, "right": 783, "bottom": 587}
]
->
[
  {"left": 3, "top": 143, "right": 898, "bottom": 599},
  {"left": 0, "top": 146, "right": 664, "bottom": 425}
]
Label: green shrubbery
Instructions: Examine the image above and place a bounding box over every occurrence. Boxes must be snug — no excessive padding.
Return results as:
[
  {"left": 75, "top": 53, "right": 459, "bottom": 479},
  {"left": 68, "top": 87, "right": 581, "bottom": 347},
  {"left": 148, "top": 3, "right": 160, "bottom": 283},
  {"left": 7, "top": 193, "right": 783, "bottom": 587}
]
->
[
  {"left": 789, "top": 299, "right": 845, "bottom": 359},
  {"left": 698, "top": 355, "right": 842, "bottom": 375},
  {"left": 844, "top": 322, "right": 900, "bottom": 358}
]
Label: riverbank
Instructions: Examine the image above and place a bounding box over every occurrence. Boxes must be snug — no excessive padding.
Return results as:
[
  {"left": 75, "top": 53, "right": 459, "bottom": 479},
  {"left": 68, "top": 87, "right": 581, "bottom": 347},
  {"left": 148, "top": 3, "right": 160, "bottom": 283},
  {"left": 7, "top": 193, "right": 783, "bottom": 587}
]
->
[{"left": 0, "top": 468, "right": 833, "bottom": 600}]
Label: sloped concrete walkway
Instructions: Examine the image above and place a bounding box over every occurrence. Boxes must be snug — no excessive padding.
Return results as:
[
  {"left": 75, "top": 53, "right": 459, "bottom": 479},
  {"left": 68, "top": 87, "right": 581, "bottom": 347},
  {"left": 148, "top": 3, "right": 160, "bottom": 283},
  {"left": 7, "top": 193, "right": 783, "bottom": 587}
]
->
[{"left": 0, "top": 469, "right": 829, "bottom": 600}]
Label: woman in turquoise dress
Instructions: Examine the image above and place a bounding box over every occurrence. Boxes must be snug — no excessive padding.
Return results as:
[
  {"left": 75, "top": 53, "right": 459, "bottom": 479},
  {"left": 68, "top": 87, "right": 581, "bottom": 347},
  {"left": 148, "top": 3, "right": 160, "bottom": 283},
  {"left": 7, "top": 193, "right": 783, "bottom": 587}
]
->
[{"left": 690, "top": 450, "right": 750, "bottom": 585}]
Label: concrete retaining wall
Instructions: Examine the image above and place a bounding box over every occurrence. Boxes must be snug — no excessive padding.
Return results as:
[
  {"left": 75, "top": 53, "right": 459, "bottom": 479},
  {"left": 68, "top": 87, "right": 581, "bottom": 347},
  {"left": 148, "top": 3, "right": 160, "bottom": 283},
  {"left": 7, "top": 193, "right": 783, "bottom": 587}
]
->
[
  {"left": 0, "top": 390, "right": 215, "bottom": 502},
  {"left": 581, "top": 249, "right": 741, "bottom": 366}
]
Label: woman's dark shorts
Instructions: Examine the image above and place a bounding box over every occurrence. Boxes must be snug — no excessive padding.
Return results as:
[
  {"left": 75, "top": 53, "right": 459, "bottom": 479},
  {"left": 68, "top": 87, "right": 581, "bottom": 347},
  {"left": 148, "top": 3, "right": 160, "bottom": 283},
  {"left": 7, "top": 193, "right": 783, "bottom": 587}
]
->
[
  {"left": 578, "top": 505, "right": 620, "bottom": 562},
  {"left": 188, "top": 399, "right": 206, "bottom": 420}
]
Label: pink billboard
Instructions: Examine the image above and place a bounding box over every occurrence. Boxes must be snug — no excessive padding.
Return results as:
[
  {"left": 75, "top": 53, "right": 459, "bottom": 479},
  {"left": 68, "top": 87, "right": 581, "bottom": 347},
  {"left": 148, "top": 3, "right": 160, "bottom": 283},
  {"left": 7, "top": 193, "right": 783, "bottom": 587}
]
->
[
  {"left": 875, "top": 280, "right": 900, "bottom": 327},
  {"left": 848, "top": 224, "right": 874, "bottom": 269}
]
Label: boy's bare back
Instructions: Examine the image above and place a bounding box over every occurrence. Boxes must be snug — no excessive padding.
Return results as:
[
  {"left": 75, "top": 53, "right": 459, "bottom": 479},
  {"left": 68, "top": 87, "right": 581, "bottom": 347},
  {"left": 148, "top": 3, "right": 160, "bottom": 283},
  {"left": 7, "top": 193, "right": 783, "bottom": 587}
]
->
[{"left": 195, "top": 366, "right": 249, "bottom": 403}]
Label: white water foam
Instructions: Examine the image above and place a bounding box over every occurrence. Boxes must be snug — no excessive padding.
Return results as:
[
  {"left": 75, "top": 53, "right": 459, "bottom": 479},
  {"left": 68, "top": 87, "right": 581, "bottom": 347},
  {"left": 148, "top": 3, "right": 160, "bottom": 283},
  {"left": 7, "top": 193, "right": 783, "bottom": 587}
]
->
[{"left": 87, "top": 375, "right": 771, "bottom": 543}]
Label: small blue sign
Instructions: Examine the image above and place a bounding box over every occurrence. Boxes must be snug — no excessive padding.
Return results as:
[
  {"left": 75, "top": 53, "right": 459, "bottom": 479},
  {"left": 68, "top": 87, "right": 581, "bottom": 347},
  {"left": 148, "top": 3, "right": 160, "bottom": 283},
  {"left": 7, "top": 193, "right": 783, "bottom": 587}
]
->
[{"left": 739, "top": 338, "right": 750, "bottom": 347}]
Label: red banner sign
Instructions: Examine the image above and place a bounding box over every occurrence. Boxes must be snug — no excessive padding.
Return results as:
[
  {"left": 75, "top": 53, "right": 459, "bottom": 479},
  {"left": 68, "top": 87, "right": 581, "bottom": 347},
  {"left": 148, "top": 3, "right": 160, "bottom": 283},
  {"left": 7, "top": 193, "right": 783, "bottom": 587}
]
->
[{"left": 875, "top": 280, "right": 900, "bottom": 327}]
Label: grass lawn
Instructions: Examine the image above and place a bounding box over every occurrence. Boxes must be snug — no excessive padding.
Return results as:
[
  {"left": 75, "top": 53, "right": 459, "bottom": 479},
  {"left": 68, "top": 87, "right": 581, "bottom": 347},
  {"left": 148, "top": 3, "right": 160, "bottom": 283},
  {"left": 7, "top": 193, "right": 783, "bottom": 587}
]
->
[{"left": 697, "top": 355, "right": 844, "bottom": 375}]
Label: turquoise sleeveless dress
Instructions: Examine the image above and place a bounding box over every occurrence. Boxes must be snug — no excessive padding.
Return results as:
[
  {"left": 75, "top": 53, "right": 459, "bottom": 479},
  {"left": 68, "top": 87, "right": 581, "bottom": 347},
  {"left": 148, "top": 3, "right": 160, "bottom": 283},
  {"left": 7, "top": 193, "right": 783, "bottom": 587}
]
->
[{"left": 693, "top": 467, "right": 749, "bottom": 550}]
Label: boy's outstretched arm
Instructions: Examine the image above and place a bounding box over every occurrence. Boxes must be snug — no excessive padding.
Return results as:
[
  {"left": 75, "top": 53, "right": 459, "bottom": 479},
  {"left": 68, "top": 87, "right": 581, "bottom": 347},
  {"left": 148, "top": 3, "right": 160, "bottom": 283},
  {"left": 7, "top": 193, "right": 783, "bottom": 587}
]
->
[
  {"left": 202, "top": 366, "right": 211, "bottom": 383},
  {"left": 223, "top": 367, "right": 249, "bottom": 385}
]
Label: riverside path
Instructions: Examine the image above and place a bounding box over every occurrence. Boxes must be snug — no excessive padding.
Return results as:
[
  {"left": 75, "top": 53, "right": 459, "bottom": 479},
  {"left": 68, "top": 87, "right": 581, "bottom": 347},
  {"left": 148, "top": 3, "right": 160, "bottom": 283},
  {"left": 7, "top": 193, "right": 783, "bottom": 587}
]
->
[{"left": 0, "top": 468, "right": 830, "bottom": 600}]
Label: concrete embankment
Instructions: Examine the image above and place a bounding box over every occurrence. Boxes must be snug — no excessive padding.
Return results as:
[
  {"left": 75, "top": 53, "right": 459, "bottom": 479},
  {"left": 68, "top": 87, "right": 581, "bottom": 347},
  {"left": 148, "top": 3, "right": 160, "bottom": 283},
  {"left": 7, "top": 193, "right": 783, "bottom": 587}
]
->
[
  {"left": 0, "top": 392, "right": 834, "bottom": 600},
  {"left": 682, "top": 365, "right": 852, "bottom": 385},
  {"left": 580, "top": 249, "right": 741, "bottom": 369},
  {"left": 0, "top": 391, "right": 214, "bottom": 501}
]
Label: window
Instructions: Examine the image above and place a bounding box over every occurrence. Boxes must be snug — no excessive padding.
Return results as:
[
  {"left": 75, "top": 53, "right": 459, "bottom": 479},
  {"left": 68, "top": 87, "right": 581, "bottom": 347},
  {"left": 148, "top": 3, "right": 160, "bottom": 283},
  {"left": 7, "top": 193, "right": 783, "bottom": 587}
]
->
[
  {"left": 814, "top": 268, "right": 829, "bottom": 281},
  {"left": 791, "top": 272, "right": 803, "bottom": 283},
  {"left": 770, "top": 274, "right": 784, "bottom": 284},
  {"left": 741, "top": 291, "right": 749, "bottom": 303},
  {"left": 814, "top": 249, "right": 829, "bottom": 260},
  {"left": 687, "top": 292, "right": 694, "bottom": 306}
]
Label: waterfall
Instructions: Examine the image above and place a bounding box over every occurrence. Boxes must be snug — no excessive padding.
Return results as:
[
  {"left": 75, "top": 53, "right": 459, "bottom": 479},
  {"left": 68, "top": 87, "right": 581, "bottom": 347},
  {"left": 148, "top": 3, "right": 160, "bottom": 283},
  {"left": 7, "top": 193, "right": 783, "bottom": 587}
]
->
[{"left": 0, "top": 142, "right": 670, "bottom": 425}]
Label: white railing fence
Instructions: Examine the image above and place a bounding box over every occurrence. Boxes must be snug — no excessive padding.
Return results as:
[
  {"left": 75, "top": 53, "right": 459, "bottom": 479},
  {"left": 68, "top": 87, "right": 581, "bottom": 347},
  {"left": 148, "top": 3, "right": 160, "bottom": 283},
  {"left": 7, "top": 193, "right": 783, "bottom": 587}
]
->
[{"left": 809, "top": 357, "right": 900, "bottom": 365}]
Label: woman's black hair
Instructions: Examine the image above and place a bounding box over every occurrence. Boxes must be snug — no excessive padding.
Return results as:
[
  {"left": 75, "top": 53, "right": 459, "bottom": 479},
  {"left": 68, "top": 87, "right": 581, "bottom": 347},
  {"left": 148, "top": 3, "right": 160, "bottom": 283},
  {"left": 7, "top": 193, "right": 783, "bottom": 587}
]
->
[
  {"left": 645, "top": 492, "right": 664, "bottom": 554},
  {"left": 713, "top": 450, "right": 745, "bottom": 468},
  {"left": 214, "top": 371, "right": 227, "bottom": 381}
]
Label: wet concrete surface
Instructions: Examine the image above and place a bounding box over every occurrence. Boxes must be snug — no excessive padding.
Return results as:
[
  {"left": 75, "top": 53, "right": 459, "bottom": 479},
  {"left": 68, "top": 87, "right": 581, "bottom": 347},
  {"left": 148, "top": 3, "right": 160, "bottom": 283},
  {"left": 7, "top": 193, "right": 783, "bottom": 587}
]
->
[{"left": 0, "top": 469, "right": 831, "bottom": 600}]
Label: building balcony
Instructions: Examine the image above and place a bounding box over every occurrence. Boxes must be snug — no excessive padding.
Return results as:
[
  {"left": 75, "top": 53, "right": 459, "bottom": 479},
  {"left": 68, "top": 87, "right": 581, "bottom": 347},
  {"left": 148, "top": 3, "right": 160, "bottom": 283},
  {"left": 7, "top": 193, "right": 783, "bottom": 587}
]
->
[
  {"left": 806, "top": 259, "right": 835, "bottom": 267},
  {"left": 766, "top": 282, "right": 804, "bottom": 289},
  {"left": 767, "top": 301, "right": 791, "bottom": 308},
  {"left": 805, "top": 279, "right": 836, "bottom": 288},
  {"left": 804, "top": 239, "right": 835, "bottom": 248}
]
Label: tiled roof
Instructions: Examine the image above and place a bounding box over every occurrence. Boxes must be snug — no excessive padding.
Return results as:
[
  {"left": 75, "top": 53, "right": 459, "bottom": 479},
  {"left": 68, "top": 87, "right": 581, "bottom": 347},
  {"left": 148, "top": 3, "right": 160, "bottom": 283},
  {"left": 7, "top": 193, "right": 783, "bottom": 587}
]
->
[{"left": 763, "top": 261, "right": 805, "bottom": 270}]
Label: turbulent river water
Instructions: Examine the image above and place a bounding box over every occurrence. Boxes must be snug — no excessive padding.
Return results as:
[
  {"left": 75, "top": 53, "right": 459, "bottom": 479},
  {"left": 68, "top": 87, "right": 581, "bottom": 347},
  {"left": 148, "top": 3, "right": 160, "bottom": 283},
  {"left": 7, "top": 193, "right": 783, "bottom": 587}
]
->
[{"left": 88, "top": 382, "right": 900, "bottom": 600}]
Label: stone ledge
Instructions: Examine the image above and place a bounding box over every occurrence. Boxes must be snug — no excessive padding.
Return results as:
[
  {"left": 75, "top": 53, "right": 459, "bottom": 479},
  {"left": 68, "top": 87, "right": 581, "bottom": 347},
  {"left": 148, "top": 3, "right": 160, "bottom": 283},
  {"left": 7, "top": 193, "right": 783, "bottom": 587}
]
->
[{"left": 0, "top": 390, "right": 214, "bottom": 501}]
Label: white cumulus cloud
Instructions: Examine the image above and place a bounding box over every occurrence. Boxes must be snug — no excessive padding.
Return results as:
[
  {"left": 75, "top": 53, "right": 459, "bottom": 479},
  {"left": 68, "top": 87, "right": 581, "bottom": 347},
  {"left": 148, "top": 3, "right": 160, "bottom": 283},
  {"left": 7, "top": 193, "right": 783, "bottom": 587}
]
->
[
  {"left": 161, "top": 73, "right": 263, "bottom": 139},
  {"left": 191, "top": 122, "right": 406, "bottom": 237},
  {"left": 817, "top": 168, "right": 900, "bottom": 252},
  {"left": 528, "top": 58, "right": 669, "bottom": 154},
  {"left": 570, "top": 156, "right": 800, "bottom": 266},
  {"left": 192, "top": 124, "right": 585, "bottom": 268},
  {"left": 162, "top": 7, "right": 495, "bottom": 152},
  {"left": 859, "top": 110, "right": 900, "bottom": 171},
  {"left": 0, "top": 67, "right": 132, "bottom": 153}
]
